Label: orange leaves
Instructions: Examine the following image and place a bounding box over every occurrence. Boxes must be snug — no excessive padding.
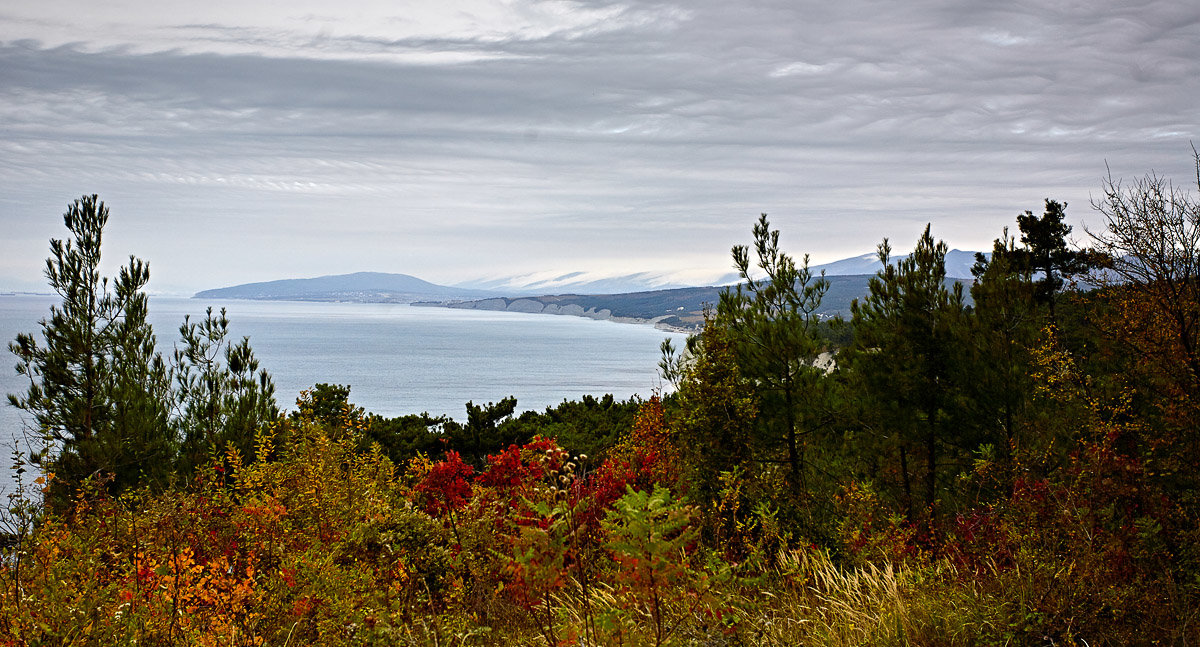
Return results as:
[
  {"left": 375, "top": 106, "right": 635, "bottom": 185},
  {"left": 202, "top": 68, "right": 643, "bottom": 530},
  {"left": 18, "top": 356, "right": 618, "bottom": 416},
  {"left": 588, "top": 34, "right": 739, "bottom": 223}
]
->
[
  {"left": 0, "top": 410, "right": 417, "bottom": 645},
  {"left": 610, "top": 396, "right": 678, "bottom": 489},
  {"left": 503, "top": 518, "right": 569, "bottom": 613},
  {"left": 291, "top": 594, "right": 319, "bottom": 619},
  {"left": 0, "top": 394, "right": 743, "bottom": 644}
]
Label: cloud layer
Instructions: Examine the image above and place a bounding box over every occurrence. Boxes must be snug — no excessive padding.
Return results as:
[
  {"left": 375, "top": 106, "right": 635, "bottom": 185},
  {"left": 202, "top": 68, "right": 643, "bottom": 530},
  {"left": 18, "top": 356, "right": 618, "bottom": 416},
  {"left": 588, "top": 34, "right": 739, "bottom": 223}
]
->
[{"left": 2, "top": 0, "right": 1198, "bottom": 293}]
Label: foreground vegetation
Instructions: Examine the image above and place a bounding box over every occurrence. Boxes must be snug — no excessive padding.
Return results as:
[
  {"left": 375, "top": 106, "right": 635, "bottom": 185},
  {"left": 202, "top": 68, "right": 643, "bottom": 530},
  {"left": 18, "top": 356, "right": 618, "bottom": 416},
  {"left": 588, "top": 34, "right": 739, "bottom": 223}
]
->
[{"left": 4, "top": 153, "right": 1200, "bottom": 645}]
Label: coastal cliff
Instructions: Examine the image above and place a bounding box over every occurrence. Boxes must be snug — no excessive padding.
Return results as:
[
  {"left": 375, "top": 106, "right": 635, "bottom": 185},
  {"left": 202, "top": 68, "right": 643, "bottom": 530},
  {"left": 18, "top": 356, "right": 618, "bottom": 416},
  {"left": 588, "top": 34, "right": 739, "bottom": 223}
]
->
[
  {"left": 416, "top": 274, "right": 973, "bottom": 333},
  {"left": 417, "top": 294, "right": 703, "bottom": 332}
]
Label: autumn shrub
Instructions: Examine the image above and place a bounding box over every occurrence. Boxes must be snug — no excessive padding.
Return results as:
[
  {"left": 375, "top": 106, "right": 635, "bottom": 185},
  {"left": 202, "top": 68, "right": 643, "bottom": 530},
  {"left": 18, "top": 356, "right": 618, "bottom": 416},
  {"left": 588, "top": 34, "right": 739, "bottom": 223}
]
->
[
  {"left": 902, "top": 329, "right": 1200, "bottom": 645},
  {"left": 773, "top": 329, "right": 1196, "bottom": 645},
  {"left": 429, "top": 400, "right": 734, "bottom": 646},
  {"left": 0, "top": 408, "right": 486, "bottom": 646},
  {"left": 835, "top": 480, "right": 923, "bottom": 568},
  {"left": 596, "top": 485, "right": 741, "bottom": 646},
  {"left": 5, "top": 350, "right": 1193, "bottom": 646},
  {"left": 994, "top": 332, "right": 1190, "bottom": 643}
]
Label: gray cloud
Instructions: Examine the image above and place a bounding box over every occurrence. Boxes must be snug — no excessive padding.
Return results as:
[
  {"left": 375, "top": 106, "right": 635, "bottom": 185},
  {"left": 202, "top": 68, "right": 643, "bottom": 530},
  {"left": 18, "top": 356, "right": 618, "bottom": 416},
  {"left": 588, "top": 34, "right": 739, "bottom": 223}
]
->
[{"left": 2, "top": 0, "right": 1198, "bottom": 293}]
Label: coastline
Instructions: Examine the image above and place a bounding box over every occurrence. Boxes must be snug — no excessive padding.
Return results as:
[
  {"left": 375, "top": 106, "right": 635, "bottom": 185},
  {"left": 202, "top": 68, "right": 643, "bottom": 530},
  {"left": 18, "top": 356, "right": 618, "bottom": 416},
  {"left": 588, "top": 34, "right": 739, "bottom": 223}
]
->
[{"left": 411, "top": 298, "right": 701, "bottom": 334}]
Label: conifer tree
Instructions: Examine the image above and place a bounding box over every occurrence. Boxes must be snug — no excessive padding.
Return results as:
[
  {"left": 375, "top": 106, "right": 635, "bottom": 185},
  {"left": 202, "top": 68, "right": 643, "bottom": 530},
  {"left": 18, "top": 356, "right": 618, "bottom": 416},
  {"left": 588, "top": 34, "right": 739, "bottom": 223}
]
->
[
  {"left": 1014, "top": 199, "right": 1094, "bottom": 322},
  {"left": 9, "top": 195, "right": 174, "bottom": 502},
  {"left": 847, "top": 225, "right": 968, "bottom": 523},
  {"left": 968, "top": 230, "right": 1041, "bottom": 481},
  {"left": 451, "top": 396, "right": 519, "bottom": 466},
  {"left": 173, "top": 307, "right": 279, "bottom": 471},
  {"left": 669, "top": 313, "right": 757, "bottom": 506},
  {"left": 716, "top": 214, "right": 829, "bottom": 493}
]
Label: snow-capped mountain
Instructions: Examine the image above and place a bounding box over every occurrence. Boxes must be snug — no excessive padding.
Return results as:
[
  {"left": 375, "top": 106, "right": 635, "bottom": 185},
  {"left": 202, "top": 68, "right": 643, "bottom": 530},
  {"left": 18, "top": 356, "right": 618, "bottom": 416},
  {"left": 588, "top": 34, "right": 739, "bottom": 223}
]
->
[
  {"left": 811, "top": 249, "right": 983, "bottom": 279},
  {"left": 455, "top": 250, "right": 983, "bottom": 297},
  {"left": 455, "top": 270, "right": 742, "bottom": 296}
]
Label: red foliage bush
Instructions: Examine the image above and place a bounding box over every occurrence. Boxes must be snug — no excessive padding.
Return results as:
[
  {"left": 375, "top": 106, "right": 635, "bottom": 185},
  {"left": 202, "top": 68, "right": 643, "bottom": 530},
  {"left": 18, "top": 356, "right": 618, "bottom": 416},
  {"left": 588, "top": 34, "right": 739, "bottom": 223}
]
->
[{"left": 415, "top": 450, "right": 475, "bottom": 516}]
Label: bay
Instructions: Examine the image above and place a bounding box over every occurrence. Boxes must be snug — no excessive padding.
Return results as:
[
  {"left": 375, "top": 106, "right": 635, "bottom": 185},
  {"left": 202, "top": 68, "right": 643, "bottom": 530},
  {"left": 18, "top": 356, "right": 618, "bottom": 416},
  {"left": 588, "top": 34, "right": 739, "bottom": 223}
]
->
[{"left": 0, "top": 294, "right": 687, "bottom": 492}]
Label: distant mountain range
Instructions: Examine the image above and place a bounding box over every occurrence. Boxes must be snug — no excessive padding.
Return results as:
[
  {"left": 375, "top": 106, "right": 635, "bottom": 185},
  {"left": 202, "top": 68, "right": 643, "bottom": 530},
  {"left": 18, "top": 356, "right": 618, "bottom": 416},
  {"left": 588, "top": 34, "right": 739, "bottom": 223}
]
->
[
  {"left": 447, "top": 249, "right": 983, "bottom": 296},
  {"left": 425, "top": 274, "right": 974, "bottom": 332},
  {"left": 193, "top": 272, "right": 502, "bottom": 303},
  {"left": 811, "top": 249, "right": 982, "bottom": 279},
  {"left": 452, "top": 271, "right": 738, "bottom": 296},
  {"left": 428, "top": 251, "right": 984, "bottom": 330},
  {"left": 193, "top": 250, "right": 985, "bottom": 331}
]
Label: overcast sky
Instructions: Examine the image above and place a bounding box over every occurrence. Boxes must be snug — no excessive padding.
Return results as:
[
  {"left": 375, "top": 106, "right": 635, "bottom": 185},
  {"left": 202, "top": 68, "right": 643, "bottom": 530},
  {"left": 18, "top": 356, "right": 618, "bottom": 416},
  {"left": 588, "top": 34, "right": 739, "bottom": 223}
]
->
[{"left": 2, "top": 0, "right": 1198, "bottom": 294}]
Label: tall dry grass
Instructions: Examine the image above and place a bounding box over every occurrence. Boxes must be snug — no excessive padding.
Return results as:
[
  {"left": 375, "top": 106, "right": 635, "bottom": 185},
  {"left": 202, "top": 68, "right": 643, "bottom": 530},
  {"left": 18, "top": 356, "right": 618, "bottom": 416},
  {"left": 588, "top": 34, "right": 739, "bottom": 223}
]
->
[{"left": 721, "top": 549, "right": 1006, "bottom": 647}]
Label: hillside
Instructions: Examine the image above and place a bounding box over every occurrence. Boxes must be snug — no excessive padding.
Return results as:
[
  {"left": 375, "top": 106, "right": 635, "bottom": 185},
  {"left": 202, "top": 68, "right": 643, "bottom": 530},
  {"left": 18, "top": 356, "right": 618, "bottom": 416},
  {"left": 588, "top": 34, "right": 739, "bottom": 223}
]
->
[
  {"left": 192, "top": 251, "right": 985, "bottom": 322},
  {"left": 811, "top": 248, "right": 982, "bottom": 278},
  {"left": 193, "top": 272, "right": 501, "bottom": 303},
  {"left": 418, "top": 275, "right": 975, "bottom": 330}
]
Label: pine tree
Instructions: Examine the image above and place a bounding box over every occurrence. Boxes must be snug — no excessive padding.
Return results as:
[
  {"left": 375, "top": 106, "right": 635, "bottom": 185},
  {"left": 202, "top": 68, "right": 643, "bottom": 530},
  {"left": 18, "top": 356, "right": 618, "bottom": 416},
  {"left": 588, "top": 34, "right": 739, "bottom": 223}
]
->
[
  {"left": 450, "top": 397, "right": 519, "bottom": 466},
  {"left": 716, "top": 214, "right": 830, "bottom": 493},
  {"left": 847, "top": 225, "right": 968, "bottom": 524},
  {"left": 669, "top": 312, "right": 758, "bottom": 506},
  {"left": 1014, "top": 199, "right": 1094, "bottom": 322},
  {"left": 968, "top": 230, "right": 1041, "bottom": 482},
  {"left": 9, "top": 195, "right": 174, "bottom": 502},
  {"left": 173, "top": 307, "right": 279, "bottom": 471}
]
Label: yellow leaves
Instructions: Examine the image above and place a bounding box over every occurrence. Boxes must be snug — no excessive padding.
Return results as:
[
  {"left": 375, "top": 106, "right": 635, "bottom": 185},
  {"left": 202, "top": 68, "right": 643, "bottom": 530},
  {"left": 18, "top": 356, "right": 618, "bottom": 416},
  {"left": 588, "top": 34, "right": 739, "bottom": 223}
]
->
[
  {"left": 406, "top": 451, "right": 435, "bottom": 482},
  {"left": 252, "top": 421, "right": 279, "bottom": 466},
  {"left": 2, "top": 414, "right": 420, "bottom": 643},
  {"left": 393, "top": 555, "right": 412, "bottom": 585},
  {"left": 609, "top": 396, "right": 678, "bottom": 487},
  {"left": 1030, "top": 325, "right": 1152, "bottom": 450},
  {"left": 1030, "top": 325, "right": 1080, "bottom": 399}
]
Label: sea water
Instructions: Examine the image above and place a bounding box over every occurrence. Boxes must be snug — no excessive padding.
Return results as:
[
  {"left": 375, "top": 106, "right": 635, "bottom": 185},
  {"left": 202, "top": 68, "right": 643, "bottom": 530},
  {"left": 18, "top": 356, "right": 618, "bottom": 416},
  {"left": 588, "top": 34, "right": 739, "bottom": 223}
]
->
[{"left": 0, "top": 295, "right": 688, "bottom": 491}]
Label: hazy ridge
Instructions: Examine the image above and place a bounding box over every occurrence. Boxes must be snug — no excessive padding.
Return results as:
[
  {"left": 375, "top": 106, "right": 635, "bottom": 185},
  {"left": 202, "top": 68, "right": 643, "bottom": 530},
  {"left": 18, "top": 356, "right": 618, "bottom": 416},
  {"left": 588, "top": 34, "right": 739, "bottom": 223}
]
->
[
  {"left": 421, "top": 274, "right": 975, "bottom": 331},
  {"left": 193, "top": 271, "right": 503, "bottom": 302},
  {"left": 193, "top": 251, "right": 984, "bottom": 330}
]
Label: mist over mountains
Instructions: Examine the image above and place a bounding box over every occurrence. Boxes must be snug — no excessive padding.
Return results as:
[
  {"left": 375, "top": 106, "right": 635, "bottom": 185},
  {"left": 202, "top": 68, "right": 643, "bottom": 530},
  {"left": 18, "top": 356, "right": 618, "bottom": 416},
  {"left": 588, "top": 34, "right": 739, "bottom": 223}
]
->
[
  {"left": 192, "top": 250, "right": 985, "bottom": 331},
  {"left": 449, "top": 249, "right": 983, "bottom": 296},
  {"left": 812, "top": 249, "right": 981, "bottom": 279},
  {"left": 194, "top": 250, "right": 984, "bottom": 303},
  {"left": 452, "top": 270, "right": 741, "bottom": 296}
]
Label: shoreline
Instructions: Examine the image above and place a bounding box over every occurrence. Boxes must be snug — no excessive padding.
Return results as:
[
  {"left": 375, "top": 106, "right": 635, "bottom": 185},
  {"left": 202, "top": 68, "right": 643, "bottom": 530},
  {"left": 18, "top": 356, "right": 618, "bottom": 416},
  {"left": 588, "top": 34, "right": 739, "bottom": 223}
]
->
[{"left": 411, "top": 299, "right": 700, "bottom": 334}]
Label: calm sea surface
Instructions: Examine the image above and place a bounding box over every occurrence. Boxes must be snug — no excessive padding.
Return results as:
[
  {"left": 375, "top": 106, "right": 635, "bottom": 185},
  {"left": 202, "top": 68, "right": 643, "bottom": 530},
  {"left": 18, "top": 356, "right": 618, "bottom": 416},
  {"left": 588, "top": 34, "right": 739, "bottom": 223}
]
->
[{"left": 0, "top": 295, "right": 686, "bottom": 491}]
